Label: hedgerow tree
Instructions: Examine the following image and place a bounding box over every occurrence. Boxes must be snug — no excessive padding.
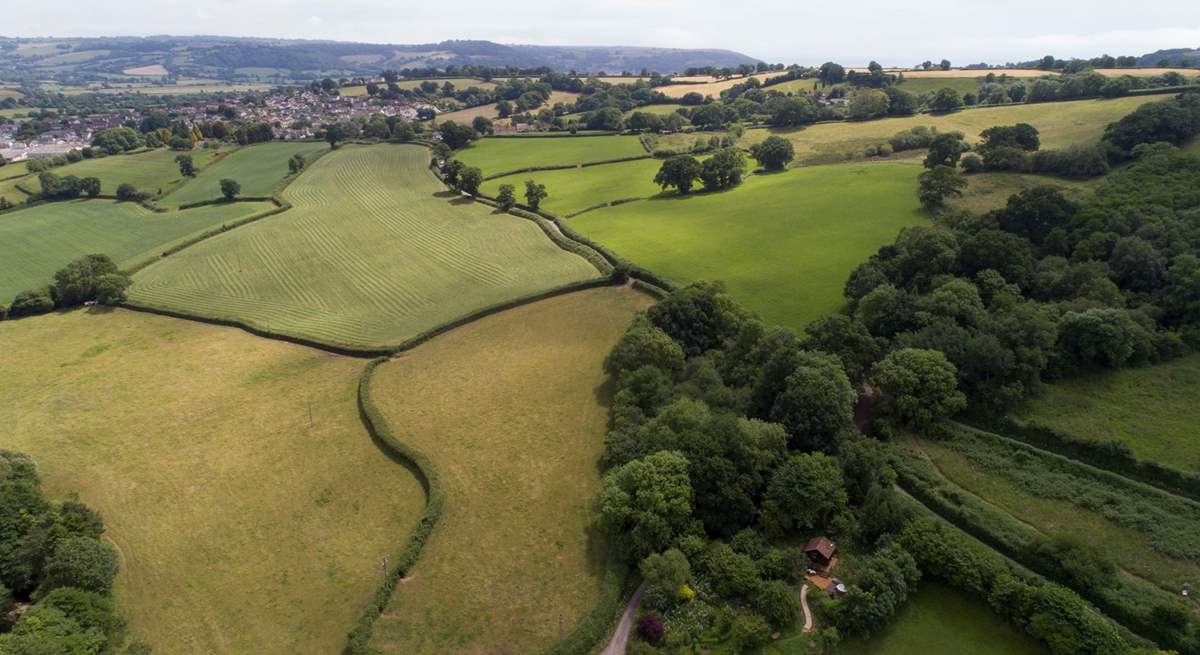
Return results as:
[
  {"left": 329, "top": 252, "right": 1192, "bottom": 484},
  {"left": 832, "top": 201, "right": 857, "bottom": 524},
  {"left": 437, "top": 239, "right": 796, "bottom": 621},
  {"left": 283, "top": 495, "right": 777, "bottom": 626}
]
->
[
  {"left": 220, "top": 178, "right": 240, "bottom": 200},
  {"left": 923, "top": 132, "right": 968, "bottom": 168},
  {"left": 524, "top": 179, "right": 548, "bottom": 209},
  {"left": 472, "top": 116, "right": 494, "bottom": 136},
  {"left": 438, "top": 120, "right": 479, "bottom": 150},
  {"left": 917, "top": 165, "right": 967, "bottom": 209},
  {"left": 287, "top": 154, "right": 306, "bottom": 174},
  {"left": 458, "top": 167, "right": 483, "bottom": 195},
  {"left": 654, "top": 155, "right": 702, "bottom": 194},
  {"left": 176, "top": 154, "right": 195, "bottom": 177},
  {"left": 51, "top": 254, "right": 130, "bottom": 307},
  {"left": 929, "top": 87, "right": 964, "bottom": 113},
  {"left": 870, "top": 348, "right": 966, "bottom": 427},
  {"left": 496, "top": 184, "right": 516, "bottom": 210},
  {"left": 750, "top": 136, "right": 794, "bottom": 171},
  {"left": 79, "top": 177, "right": 101, "bottom": 198}
]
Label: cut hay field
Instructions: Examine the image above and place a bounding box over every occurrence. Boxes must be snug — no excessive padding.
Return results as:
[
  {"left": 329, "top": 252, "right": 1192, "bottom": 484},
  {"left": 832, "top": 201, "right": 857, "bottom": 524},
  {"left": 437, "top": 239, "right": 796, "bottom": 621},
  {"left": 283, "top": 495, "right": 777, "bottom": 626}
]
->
[
  {"left": 123, "top": 64, "right": 169, "bottom": 76},
  {"left": 1094, "top": 68, "right": 1200, "bottom": 78},
  {"left": 162, "top": 141, "right": 329, "bottom": 206},
  {"left": 829, "top": 580, "right": 1044, "bottom": 655},
  {"left": 949, "top": 171, "right": 1103, "bottom": 214},
  {"left": 660, "top": 73, "right": 780, "bottom": 98},
  {"left": 454, "top": 134, "right": 647, "bottom": 177},
  {"left": 893, "top": 77, "right": 983, "bottom": 96},
  {"left": 366, "top": 286, "right": 653, "bottom": 654},
  {"left": 570, "top": 162, "right": 926, "bottom": 329},
  {"left": 129, "top": 144, "right": 601, "bottom": 350},
  {"left": 0, "top": 199, "right": 275, "bottom": 302},
  {"left": 434, "top": 91, "right": 579, "bottom": 125},
  {"left": 25, "top": 147, "right": 224, "bottom": 196},
  {"left": 895, "top": 68, "right": 1051, "bottom": 78},
  {"left": 1015, "top": 354, "right": 1200, "bottom": 473},
  {"left": 481, "top": 158, "right": 665, "bottom": 216},
  {"left": 740, "top": 95, "right": 1163, "bottom": 165},
  {"left": 0, "top": 308, "right": 426, "bottom": 654}
]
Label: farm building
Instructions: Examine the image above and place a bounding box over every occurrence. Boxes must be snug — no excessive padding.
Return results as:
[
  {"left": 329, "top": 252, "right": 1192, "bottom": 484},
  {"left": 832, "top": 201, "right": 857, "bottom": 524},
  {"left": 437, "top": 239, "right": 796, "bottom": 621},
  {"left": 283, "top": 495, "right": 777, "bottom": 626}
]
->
[{"left": 803, "top": 536, "right": 837, "bottom": 566}]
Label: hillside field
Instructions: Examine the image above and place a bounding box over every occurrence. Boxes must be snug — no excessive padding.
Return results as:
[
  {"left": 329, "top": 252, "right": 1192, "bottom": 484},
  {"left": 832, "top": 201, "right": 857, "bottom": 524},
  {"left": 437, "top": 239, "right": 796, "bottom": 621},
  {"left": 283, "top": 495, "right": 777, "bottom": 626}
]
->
[
  {"left": 367, "top": 286, "right": 653, "bottom": 654},
  {"left": 570, "top": 162, "right": 926, "bottom": 329},
  {"left": 129, "top": 144, "right": 601, "bottom": 350},
  {"left": 455, "top": 134, "right": 647, "bottom": 176},
  {"left": 162, "top": 141, "right": 330, "bottom": 206},
  {"left": 24, "top": 147, "right": 224, "bottom": 196},
  {"left": 1015, "top": 354, "right": 1200, "bottom": 473},
  {"left": 949, "top": 172, "right": 1103, "bottom": 214},
  {"left": 481, "top": 157, "right": 665, "bottom": 216},
  {"left": 0, "top": 199, "right": 276, "bottom": 302},
  {"left": 0, "top": 308, "right": 426, "bottom": 654},
  {"left": 740, "top": 95, "right": 1164, "bottom": 165}
]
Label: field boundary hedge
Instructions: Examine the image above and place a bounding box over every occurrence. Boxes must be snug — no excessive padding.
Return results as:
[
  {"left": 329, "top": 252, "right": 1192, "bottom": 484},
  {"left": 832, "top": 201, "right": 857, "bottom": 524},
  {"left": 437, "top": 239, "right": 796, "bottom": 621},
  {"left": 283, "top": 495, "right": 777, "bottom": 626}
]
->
[
  {"left": 122, "top": 201, "right": 291, "bottom": 275},
  {"left": 968, "top": 415, "right": 1200, "bottom": 503},
  {"left": 482, "top": 155, "right": 652, "bottom": 181}
]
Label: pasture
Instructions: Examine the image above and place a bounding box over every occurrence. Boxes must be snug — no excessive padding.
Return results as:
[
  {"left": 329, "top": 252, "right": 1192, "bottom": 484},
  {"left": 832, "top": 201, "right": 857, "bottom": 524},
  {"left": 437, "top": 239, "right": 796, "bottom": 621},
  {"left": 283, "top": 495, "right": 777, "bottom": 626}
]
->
[
  {"left": 831, "top": 581, "right": 1044, "bottom": 655},
  {"left": 949, "top": 172, "right": 1102, "bottom": 214},
  {"left": 481, "top": 158, "right": 665, "bottom": 216},
  {"left": 0, "top": 199, "right": 276, "bottom": 302},
  {"left": 1015, "top": 354, "right": 1200, "bottom": 473},
  {"left": 627, "top": 103, "right": 686, "bottom": 116},
  {"left": 367, "top": 286, "right": 652, "bottom": 654},
  {"left": 453, "top": 134, "right": 647, "bottom": 176},
  {"left": 162, "top": 141, "right": 329, "bottom": 206},
  {"left": 740, "top": 95, "right": 1164, "bottom": 165},
  {"left": 128, "top": 144, "right": 601, "bottom": 350},
  {"left": 893, "top": 76, "right": 983, "bottom": 96},
  {"left": 0, "top": 308, "right": 426, "bottom": 654},
  {"left": 570, "top": 162, "right": 926, "bottom": 329},
  {"left": 25, "top": 147, "right": 224, "bottom": 196}
]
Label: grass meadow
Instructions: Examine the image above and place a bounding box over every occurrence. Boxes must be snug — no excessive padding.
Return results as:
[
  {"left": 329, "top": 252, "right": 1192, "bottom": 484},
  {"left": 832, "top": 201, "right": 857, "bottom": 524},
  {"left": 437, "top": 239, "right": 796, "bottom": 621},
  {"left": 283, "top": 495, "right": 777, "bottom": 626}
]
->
[
  {"left": 367, "top": 287, "right": 653, "bottom": 654},
  {"left": 481, "top": 158, "right": 665, "bottom": 216},
  {"left": 0, "top": 308, "right": 426, "bottom": 654},
  {"left": 570, "top": 162, "right": 926, "bottom": 330},
  {"left": 1015, "top": 354, "right": 1200, "bottom": 473},
  {"left": 892, "top": 77, "right": 984, "bottom": 96},
  {"left": 949, "top": 172, "right": 1103, "bottom": 214},
  {"left": 740, "top": 95, "right": 1164, "bottom": 165},
  {"left": 454, "top": 133, "right": 646, "bottom": 176},
  {"left": 828, "top": 580, "right": 1045, "bottom": 655},
  {"left": 129, "top": 144, "right": 601, "bottom": 349},
  {"left": 162, "top": 141, "right": 330, "bottom": 206},
  {"left": 0, "top": 199, "right": 276, "bottom": 301},
  {"left": 24, "top": 147, "right": 224, "bottom": 196}
]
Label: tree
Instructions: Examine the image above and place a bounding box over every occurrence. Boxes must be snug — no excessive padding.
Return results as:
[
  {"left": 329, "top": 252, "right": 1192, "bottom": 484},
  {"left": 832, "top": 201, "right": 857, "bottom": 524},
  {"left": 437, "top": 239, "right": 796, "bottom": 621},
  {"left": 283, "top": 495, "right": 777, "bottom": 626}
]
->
[
  {"left": 640, "top": 548, "right": 691, "bottom": 609},
  {"left": 923, "top": 132, "right": 968, "bottom": 168},
  {"left": 940, "top": 59, "right": 952, "bottom": 71},
  {"left": 51, "top": 254, "right": 126, "bottom": 307},
  {"left": 496, "top": 184, "right": 516, "bottom": 210},
  {"left": 472, "top": 116, "right": 494, "bottom": 136},
  {"left": 176, "top": 154, "right": 195, "bottom": 177},
  {"left": 219, "top": 178, "right": 240, "bottom": 201},
  {"left": 605, "top": 317, "right": 685, "bottom": 377},
  {"left": 524, "top": 180, "right": 548, "bottom": 210},
  {"left": 730, "top": 613, "right": 772, "bottom": 653},
  {"left": 654, "top": 155, "right": 702, "bottom": 194},
  {"left": 849, "top": 89, "right": 891, "bottom": 119},
  {"left": 439, "top": 120, "right": 479, "bottom": 150},
  {"left": 917, "top": 165, "right": 968, "bottom": 209},
  {"left": 79, "top": 177, "right": 101, "bottom": 198},
  {"left": 768, "top": 352, "right": 856, "bottom": 451},
  {"left": 749, "top": 136, "right": 794, "bottom": 171},
  {"left": 818, "top": 62, "right": 847, "bottom": 85},
  {"left": 596, "top": 451, "right": 693, "bottom": 561},
  {"left": 8, "top": 288, "right": 55, "bottom": 317},
  {"left": 765, "top": 96, "right": 817, "bottom": 127},
  {"left": 870, "top": 348, "right": 967, "bottom": 427},
  {"left": 458, "top": 167, "right": 483, "bottom": 195},
  {"left": 992, "top": 186, "right": 1077, "bottom": 244},
  {"left": 115, "top": 183, "right": 146, "bottom": 202},
  {"left": 754, "top": 579, "right": 801, "bottom": 629},
  {"left": 929, "top": 88, "right": 964, "bottom": 113},
  {"left": 699, "top": 148, "right": 747, "bottom": 192},
  {"left": 765, "top": 453, "right": 848, "bottom": 533},
  {"left": 39, "top": 536, "right": 119, "bottom": 595},
  {"left": 287, "top": 154, "right": 306, "bottom": 174},
  {"left": 1056, "top": 308, "right": 1148, "bottom": 370}
]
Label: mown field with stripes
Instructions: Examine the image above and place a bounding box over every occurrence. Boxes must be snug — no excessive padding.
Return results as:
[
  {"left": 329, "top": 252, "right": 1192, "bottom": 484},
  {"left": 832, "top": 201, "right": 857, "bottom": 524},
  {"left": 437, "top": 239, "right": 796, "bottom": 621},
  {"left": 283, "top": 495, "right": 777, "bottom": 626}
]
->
[
  {"left": 0, "top": 199, "right": 276, "bottom": 302},
  {"left": 162, "top": 141, "right": 330, "bottom": 206},
  {"left": 128, "top": 144, "right": 603, "bottom": 350},
  {"left": 454, "top": 134, "right": 647, "bottom": 177}
]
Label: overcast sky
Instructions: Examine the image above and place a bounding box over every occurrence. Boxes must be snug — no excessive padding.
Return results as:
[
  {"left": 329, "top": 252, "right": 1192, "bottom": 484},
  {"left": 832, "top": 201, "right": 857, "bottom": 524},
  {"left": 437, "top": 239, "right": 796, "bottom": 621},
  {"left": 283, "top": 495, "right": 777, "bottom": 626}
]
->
[{"left": 6, "top": 0, "right": 1200, "bottom": 65}]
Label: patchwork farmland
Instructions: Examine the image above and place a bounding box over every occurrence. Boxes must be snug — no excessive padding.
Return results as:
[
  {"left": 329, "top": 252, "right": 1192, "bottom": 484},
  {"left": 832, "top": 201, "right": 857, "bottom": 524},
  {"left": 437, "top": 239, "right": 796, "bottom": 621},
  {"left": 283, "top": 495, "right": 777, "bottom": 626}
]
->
[{"left": 162, "top": 141, "right": 330, "bottom": 206}]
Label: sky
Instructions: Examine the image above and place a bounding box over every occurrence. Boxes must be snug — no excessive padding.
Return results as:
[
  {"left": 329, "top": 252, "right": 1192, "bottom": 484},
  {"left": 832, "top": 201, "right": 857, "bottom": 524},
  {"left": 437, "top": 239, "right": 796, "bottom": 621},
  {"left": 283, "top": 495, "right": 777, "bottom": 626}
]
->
[{"left": 5, "top": 0, "right": 1200, "bottom": 66}]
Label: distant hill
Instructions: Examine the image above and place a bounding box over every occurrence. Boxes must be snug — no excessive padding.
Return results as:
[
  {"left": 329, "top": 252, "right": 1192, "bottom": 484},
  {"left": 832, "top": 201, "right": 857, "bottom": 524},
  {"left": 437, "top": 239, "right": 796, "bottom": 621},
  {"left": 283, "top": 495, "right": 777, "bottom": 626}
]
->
[
  {"left": 1138, "top": 47, "right": 1200, "bottom": 67},
  {"left": 0, "top": 35, "right": 761, "bottom": 84}
]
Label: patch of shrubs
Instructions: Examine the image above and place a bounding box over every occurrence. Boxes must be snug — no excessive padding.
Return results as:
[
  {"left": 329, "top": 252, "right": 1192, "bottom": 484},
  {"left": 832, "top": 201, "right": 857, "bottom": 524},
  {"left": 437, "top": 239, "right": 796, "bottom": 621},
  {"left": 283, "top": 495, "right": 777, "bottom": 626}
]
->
[{"left": 3, "top": 254, "right": 132, "bottom": 321}]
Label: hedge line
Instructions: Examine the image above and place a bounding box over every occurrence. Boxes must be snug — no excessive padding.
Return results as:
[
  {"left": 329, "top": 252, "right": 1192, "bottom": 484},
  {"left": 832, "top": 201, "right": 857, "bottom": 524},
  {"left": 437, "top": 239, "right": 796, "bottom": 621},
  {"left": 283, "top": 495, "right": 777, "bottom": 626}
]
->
[
  {"left": 970, "top": 416, "right": 1200, "bottom": 503},
  {"left": 122, "top": 202, "right": 291, "bottom": 275},
  {"left": 345, "top": 357, "right": 446, "bottom": 655},
  {"left": 483, "top": 155, "right": 651, "bottom": 181},
  {"left": 552, "top": 218, "right": 677, "bottom": 292},
  {"left": 564, "top": 196, "right": 649, "bottom": 218}
]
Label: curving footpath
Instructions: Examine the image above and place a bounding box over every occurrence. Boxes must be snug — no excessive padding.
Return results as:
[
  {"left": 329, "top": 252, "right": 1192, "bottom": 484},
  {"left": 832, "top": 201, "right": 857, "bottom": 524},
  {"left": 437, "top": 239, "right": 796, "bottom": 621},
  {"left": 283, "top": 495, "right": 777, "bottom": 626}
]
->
[
  {"left": 800, "top": 583, "right": 813, "bottom": 632},
  {"left": 600, "top": 582, "right": 646, "bottom": 655}
]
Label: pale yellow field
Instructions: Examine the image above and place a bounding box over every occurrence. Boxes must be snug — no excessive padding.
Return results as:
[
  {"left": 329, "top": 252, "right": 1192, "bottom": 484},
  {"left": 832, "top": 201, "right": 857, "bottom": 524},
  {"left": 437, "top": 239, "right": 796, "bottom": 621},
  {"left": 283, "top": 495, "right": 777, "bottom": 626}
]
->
[
  {"left": 0, "top": 308, "right": 426, "bottom": 655},
  {"left": 433, "top": 90, "right": 579, "bottom": 124},
  {"left": 660, "top": 71, "right": 783, "bottom": 97},
  {"left": 1094, "top": 67, "right": 1200, "bottom": 78},
  {"left": 123, "top": 64, "right": 169, "bottom": 76},
  {"left": 886, "top": 68, "right": 1053, "bottom": 78}
]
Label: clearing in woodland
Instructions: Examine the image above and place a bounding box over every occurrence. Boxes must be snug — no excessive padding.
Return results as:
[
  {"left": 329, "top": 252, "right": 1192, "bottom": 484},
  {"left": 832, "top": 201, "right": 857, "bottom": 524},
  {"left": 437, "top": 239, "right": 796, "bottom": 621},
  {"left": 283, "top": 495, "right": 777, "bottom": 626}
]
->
[
  {"left": 128, "top": 144, "right": 601, "bottom": 350},
  {"left": 162, "top": 141, "right": 330, "bottom": 206},
  {"left": 367, "top": 286, "right": 653, "bottom": 654},
  {"left": 0, "top": 308, "right": 426, "bottom": 654},
  {"left": 570, "top": 162, "right": 926, "bottom": 330}
]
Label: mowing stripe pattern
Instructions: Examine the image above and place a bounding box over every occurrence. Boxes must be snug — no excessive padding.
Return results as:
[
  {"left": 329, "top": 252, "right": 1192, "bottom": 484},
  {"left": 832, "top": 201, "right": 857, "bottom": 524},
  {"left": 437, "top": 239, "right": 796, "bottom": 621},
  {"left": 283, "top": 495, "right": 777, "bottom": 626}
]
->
[{"left": 129, "top": 144, "right": 601, "bottom": 349}]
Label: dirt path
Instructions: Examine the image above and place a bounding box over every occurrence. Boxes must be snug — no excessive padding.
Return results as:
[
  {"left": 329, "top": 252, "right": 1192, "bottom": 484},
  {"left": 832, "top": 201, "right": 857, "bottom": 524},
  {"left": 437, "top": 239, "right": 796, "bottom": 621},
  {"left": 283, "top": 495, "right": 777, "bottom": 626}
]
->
[
  {"left": 600, "top": 581, "right": 645, "bottom": 655},
  {"left": 800, "top": 583, "right": 814, "bottom": 632}
]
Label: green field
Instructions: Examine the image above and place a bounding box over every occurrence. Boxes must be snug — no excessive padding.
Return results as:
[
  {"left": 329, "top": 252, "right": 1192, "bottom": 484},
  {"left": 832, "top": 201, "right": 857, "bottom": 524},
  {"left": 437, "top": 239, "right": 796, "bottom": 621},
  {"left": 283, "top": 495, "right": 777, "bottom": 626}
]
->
[
  {"left": 129, "top": 144, "right": 601, "bottom": 349},
  {"left": 454, "top": 135, "right": 647, "bottom": 177},
  {"left": 24, "top": 147, "right": 224, "bottom": 197},
  {"left": 0, "top": 308, "right": 426, "bottom": 654},
  {"left": 627, "top": 103, "right": 686, "bottom": 116},
  {"left": 570, "top": 162, "right": 926, "bottom": 329},
  {"left": 162, "top": 141, "right": 329, "bottom": 206},
  {"left": 741, "top": 96, "right": 1163, "bottom": 165},
  {"left": 893, "top": 76, "right": 985, "bottom": 96},
  {"left": 1015, "top": 354, "right": 1200, "bottom": 473},
  {"left": 949, "top": 171, "right": 1103, "bottom": 214},
  {"left": 0, "top": 199, "right": 276, "bottom": 302},
  {"left": 829, "top": 581, "right": 1044, "bottom": 655},
  {"left": 481, "top": 158, "right": 666, "bottom": 216},
  {"left": 367, "top": 287, "right": 652, "bottom": 654}
]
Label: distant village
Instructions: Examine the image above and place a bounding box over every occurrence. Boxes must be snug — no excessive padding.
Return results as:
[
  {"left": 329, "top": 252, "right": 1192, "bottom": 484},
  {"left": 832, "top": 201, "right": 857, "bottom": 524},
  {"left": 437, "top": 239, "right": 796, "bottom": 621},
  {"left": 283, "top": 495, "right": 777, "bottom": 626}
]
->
[{"left": 0, "top": 85, "right": 436, "bottom": 162}]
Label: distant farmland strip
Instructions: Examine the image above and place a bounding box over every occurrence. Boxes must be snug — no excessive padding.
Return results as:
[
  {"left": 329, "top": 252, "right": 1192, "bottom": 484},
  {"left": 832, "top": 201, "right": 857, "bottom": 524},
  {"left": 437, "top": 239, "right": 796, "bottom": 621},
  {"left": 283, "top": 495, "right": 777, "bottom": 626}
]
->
[
  {"left": 0, "top": 199, "right": 276, "bottom": 302},
  {"left": 128, "top": 144, "right": 603, "bottom": 350},
  {"left": 162, "top": 141, "right": 330, "bottom": 206},
  {"left": 453, "top": 134, "right": 647, "bottom": 177}
]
